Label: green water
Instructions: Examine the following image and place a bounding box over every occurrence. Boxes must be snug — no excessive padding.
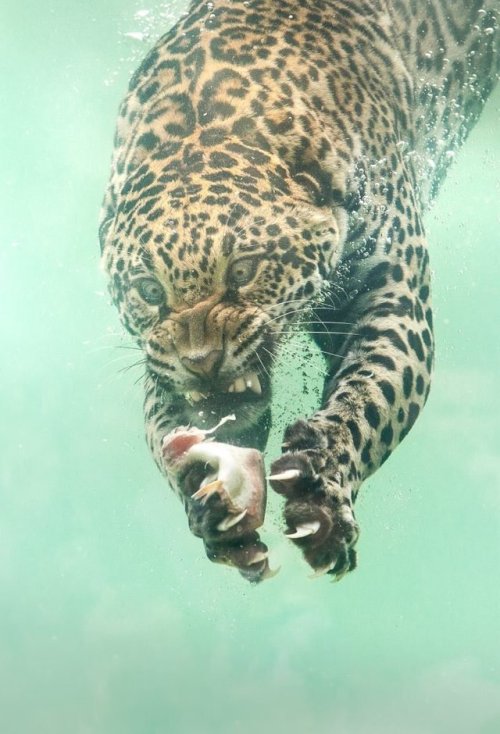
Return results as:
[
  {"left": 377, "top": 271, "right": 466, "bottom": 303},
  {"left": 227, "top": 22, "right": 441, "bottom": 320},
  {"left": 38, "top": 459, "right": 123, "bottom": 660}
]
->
[{"left": 2, "top": 2, "right": 500, "bottom": 733}]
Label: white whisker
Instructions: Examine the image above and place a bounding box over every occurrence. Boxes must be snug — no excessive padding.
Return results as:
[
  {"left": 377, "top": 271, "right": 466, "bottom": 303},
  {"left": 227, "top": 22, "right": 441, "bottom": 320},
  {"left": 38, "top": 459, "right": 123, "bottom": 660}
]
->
[{"left": 280, "top": 330, "right": 357, "bottom": 337}]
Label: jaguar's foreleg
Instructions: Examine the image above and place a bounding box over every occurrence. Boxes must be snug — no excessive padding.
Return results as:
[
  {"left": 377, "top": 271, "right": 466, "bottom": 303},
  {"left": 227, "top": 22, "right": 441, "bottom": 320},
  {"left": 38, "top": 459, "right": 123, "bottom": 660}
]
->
[{"left": 271, "top": 231, "right": 434, "bottom": 578}]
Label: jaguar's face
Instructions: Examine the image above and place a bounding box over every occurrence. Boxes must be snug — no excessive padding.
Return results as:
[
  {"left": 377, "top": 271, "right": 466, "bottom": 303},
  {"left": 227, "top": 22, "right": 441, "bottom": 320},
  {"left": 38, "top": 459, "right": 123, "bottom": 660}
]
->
[{"left": 102, "top": 170, "right": 345, "bottom": 434}]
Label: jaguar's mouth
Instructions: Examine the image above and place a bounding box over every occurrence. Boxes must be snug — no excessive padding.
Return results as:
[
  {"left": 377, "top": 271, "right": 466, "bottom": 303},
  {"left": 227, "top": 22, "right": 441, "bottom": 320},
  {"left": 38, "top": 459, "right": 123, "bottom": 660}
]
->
[
  {"left": 181, "top": 368, "right": 271, "bottom": 444},
  {"left": 184, "top": 370, "right": 263, "bottom": 405}
]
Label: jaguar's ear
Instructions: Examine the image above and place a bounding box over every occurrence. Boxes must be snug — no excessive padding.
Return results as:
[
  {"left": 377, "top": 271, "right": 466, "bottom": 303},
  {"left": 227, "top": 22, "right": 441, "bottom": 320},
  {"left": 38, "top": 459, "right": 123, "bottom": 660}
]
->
[
  {"left": 290, "top": 202, "right": 348, "bottom": 244},
  {"left": 290, "top": 204, "right": 332, "bottom": 228},
  {"left": 98, "top": 216, "right": 114, "bottom": 254},
  {"left": 288, "top": 158, "right": 336, "bottom": 208},
  {"left": 99, "top": 177, "right": 118, "bottom": 253},
  {"left": 273, "top": 108, "right": 347, "bottom": 209}
]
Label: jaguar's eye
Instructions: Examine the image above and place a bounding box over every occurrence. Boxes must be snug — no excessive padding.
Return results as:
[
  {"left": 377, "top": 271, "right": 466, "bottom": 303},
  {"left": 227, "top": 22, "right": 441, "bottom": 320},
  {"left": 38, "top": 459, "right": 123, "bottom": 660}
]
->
[
  {"left": 134, "top": 278, "right": 165, "bottom": 306},
  {"left": 228, "top": 257, "right": 259, "bottom": 287}
]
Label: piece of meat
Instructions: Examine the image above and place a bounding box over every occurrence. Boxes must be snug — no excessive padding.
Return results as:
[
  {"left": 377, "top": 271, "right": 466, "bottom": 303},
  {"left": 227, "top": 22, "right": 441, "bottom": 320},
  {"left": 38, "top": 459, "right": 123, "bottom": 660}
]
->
[{"left": 161, "top": 416, "right": 277, "bottom": 582}]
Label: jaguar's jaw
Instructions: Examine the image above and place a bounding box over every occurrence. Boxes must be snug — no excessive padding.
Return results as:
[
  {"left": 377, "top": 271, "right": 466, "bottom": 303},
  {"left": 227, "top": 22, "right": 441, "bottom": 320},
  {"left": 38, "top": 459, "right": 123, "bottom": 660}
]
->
[
  {"left": 183, "top": 370, "right": 263, "bottom": 405},
  {"left": 175, "top": 369, "right": 272, "bottom": 446}
]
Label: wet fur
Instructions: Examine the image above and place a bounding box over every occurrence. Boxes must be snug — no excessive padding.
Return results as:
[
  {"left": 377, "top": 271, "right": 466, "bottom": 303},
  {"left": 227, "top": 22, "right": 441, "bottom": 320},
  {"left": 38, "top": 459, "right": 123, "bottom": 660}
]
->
[{"left": 100, "top": 0, "right": 499, "bottom": 577}]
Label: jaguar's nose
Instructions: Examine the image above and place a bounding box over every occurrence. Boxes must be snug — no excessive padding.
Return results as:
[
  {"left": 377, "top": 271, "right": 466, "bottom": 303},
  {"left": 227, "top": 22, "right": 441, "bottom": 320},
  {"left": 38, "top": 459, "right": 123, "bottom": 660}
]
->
[{"left": 181, "top": 349, "right": 223, "bottom": 378}]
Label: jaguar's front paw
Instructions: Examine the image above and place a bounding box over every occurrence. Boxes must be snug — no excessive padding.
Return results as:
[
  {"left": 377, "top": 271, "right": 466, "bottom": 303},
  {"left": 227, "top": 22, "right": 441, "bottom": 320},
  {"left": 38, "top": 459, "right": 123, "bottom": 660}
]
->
[
  {"left": 182, "top": 464, "right": 276, "bottom": 583},
  {"left": 269, "top": 448, "right": 359, "bottom": 580}
]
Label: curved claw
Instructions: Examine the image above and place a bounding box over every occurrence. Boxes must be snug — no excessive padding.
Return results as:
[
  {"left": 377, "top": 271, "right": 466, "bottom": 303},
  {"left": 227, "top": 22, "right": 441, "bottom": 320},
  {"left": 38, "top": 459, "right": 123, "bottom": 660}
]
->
[
  {"left": 217, "top": 508, "right": 247, "bottom": 532},
  {"left": 192, "top": 479, "right": 224, "bottom": 504},
  {"left": 254, "top": 564, "right": 281, "bottom": 581},
  {"left": 261, "top": 564, "right": 281, "bottom": 580},
  {"left": 330, "top": 560, "right": 352, "bottom": 583},
  {"left": 242, "top": 553, "right": 281, "bottom": 582},
  {"left": 267, "top": 469, "right": 301, "bottom": 482},
  {"left": 309, "top": 561, "right": 336, "bottom": 579},
  {"left": 285, "top": 520, "right": 320, "bottom": 539},
  {"left": 246, "top": 550, "right": 268, "bottom": 565}
]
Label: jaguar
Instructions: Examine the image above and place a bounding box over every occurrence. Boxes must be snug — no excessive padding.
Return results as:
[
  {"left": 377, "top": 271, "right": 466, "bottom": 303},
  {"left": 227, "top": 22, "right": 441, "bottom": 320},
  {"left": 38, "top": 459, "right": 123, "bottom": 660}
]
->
[{"left": 100, "top": 0, "right": 499, "bottom": 581}]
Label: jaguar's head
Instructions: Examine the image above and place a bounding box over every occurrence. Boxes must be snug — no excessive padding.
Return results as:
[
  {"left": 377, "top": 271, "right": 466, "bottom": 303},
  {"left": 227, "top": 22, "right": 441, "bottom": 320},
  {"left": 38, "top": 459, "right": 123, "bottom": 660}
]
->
[{"left": 101, "top": 143, "right": 347, "bottom": 441}]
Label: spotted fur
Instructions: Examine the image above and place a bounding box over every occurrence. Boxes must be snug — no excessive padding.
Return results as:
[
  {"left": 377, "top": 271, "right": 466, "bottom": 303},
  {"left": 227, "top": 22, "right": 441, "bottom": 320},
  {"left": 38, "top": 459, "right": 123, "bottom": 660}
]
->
[{"left": 100, "top": 0, "right": 499, "bottom": 579}]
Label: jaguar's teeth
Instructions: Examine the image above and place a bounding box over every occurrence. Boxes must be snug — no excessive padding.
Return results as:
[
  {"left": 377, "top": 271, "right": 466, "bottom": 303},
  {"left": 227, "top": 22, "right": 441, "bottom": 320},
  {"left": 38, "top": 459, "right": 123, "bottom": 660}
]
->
[
  {"left": 185, "top": 390, "right": 206, "bottom": 404},
  {"left": 227, "top": 372, "right": 262, "bottom": 395},
  {"left": 185, "top": 373, "right": 262, "bottom": 401},
  {"left": 246, "top": 372, "right": 262, "bottom": 395}
]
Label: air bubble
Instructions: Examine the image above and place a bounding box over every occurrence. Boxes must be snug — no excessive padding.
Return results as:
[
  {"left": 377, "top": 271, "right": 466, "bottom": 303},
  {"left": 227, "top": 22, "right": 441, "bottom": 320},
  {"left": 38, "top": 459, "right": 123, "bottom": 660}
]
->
[{"left": 123, "top": 31, "right": 147, "bottom": 42}]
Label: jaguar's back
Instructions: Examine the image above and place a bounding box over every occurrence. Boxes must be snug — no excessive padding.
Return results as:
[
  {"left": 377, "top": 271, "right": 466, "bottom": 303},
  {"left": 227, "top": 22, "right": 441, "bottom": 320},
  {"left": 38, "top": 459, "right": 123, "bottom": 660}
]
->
[{"left": 391, "top": 0, "right": 499, "bottom": 203}]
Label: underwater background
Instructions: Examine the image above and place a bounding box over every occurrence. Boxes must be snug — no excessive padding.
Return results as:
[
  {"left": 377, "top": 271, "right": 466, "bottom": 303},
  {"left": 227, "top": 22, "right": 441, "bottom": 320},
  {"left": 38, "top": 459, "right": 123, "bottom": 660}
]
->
[{"left": 1, "top": 1, "right": 500, "bottom": 732}]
